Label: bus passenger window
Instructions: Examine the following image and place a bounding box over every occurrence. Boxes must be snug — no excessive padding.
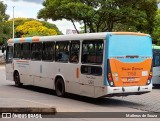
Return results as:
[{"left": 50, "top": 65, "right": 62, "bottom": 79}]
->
[
  {"left": 21, "top": 43, "right": 30, "bottom": 59},
  {"left": 14, "top": 43, "right": 21, "bottom": 59},
  {"left": 69, "top": 41, "right": 80, "bottom": 63},
  {"left": 55, "top": 41, "right": 69, "bottom": 62},
  {"left": 31, "top": 43, "right": 42, "bottom": 61},
  {"left": 82, "top": 40, "right": 103, "bottom": 64},
  {"left": 42, "top": 42, "right": 55, "bottom": 61}
]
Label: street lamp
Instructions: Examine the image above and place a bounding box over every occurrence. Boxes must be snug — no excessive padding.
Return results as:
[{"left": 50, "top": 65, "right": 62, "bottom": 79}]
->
[{"left": 13, "top": 6, "right": 15, "bottom": 39}]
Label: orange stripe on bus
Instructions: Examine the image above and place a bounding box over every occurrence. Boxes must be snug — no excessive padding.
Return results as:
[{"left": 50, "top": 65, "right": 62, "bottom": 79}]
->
[
  {"left": 76, "top": 68, "right": 79, "bottom": 78},
  {"left": 19, "top": 38, "right": 25, "bottom": 42},
  {"left": 32, "top": 37, "right": 40, "bottom": 42},
  {"left": 112, "top": 32, "right": 148, "bottom": 36}
]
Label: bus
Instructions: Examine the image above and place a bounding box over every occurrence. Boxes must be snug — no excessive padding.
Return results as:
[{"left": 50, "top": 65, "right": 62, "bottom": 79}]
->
[
  {"left": 5, "top": 32, "right": 153, "bottom": 98},
  {"left": 152, "top": 45, "right": 160, "bottom": 87}
]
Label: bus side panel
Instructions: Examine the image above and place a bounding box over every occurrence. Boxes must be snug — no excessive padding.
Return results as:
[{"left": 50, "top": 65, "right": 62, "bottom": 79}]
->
[
  {"left": 38, "top": 62, "right": 55, "bottom": 89},
  {"left": 14, "top": 60, "right": 34, "bottom": 85},
  {"left": 29, "top": 61, "right": 43, "bottom": 87},
  {"left": 36, "top": 61, "right": 81, "bottom": 95},
  {"left": 64, "top": 64, "right": 81, "bottom": 95}
]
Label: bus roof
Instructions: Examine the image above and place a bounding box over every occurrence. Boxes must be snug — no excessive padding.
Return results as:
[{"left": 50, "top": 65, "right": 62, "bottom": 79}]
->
[
  {"left": 152, "top": 45, "right": 160, "bottom": 50},
  {"left": 7, "top": 32, "right": 149, "bottom": 43}
]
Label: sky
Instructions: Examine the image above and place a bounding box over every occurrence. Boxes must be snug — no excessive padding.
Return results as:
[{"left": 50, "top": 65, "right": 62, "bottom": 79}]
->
[
  {"left": 2, "top": 0, "right": 159, "bottom": 35},
  {"left": 1, "top": 0, "right": 81, "bottom": 34}
]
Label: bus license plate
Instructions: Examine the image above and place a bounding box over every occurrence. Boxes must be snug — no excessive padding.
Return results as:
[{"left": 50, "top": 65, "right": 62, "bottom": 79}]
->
[{"left": 128, "top": 78, "right": 135, "bottom": 81}]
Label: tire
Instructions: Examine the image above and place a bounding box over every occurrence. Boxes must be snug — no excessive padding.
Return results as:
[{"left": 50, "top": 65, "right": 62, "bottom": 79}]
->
[
  {"left": 55, "top": 78, "right": 65, "bottom": 97},
  {"left": 14, "top": 72, "right": 23, "bottom": 87}
]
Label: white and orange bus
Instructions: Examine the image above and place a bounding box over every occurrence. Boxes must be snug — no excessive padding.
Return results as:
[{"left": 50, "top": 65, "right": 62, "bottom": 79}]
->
[{"left": 5, "top": 32, "right": 152, "bottom": 98}]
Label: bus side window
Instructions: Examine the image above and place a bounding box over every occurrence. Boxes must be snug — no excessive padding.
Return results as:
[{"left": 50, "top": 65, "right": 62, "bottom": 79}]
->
[
  {"left": 14, "top": 43, "right": 21, "bottom": 59},
  {"left": 82, "top": 40, "right": 103, "bottom": 64},
  {"left": 55, "top": 41, "right": 69, "bottom": 62},
  {"left": 21, "top": 43, "right": 30, "bottom": 59},
  {"left": 69, "top": 41, "right": 80, "bottom": 63},
  {"left": 42, "top": 42, "right": 55, "bottom": 61},
  {"left": 31, "top": 42, "right": 42, "bottom": 61}
]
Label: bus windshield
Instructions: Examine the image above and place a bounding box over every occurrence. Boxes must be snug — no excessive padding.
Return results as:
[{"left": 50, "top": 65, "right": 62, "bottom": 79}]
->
[{"left": 108, "top": 35, "right": 152, "bottom": 58}]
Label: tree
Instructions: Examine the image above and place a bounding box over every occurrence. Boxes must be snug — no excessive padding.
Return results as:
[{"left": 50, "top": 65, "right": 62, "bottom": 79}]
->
[
  {"left": 37, "top": 0, "right": 157, "bottom": 34},
  {"left": 152, "top": 10, "right": 160, "bottom": 45},
  {"left": 7, "top": 18, "right": 63, "bottom": 37},
  {"left": 137, "top": 0, "right": 157, "bottom": 34},
  {"left": 15, "top": 20, "right": 57, "bottom": 37},
  {"left": 0, "top": 1, "right": 11, "bottom": 45},
  {"left": 40, "top": 20, "right": 63, "bottom": 35}
]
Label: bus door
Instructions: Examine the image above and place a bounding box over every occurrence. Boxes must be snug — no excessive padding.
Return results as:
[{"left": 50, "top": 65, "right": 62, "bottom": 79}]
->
[
  {"left": 152, "top": 50, "right": 160, "bottom": 85},
  {"left": 5, "top": 45, "right": 14, "bottom": 81},
  {"left": 30, "top": 42, "right": 42, "bottom": 86},
  {"left": 80, "top": 40, "right": 104, "bottom": 97}
]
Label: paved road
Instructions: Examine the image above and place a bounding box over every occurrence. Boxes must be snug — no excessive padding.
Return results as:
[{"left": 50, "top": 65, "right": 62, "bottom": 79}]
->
[
  {"left": 115, "top": 88, "right": 160, "bottom": 112},
  {"left": 0, "top": 65, "right": 160, "bottom": 120}
]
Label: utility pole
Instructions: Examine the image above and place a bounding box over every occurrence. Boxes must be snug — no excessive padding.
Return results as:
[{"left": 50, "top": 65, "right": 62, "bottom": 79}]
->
[{"left": 13, "top": 6, "right": 15, "bottom": 39}]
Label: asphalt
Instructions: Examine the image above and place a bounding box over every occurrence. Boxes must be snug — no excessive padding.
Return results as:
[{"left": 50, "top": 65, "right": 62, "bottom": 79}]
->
[{"left": 0, "top": 64, "right": 56, "bottom": 116}]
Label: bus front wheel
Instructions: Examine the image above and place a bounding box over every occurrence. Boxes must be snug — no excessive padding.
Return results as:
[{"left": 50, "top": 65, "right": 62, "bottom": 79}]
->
[
  {"left": 14, "top": 72, "right": 23, "bottom": 87},
  {"left": 55, "top": 78, "right": 65, "bottom": 97}
]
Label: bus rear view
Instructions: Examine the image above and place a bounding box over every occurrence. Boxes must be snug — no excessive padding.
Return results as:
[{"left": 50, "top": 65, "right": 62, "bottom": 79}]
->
[{"left": 105, "top": 32, "right": 152, "bottom": 96}]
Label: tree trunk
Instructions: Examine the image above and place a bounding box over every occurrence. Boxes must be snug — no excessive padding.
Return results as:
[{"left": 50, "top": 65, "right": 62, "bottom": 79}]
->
[
  {"left": 83, "top": 20, "right": 87, "bottom": 33},
  {"left": 71, "top": 19, "right": 79, "bottom": 34}
]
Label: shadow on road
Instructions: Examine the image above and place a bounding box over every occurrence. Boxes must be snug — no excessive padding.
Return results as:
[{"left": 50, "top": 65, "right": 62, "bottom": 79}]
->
[{"left": 9, "top": 84, "right": 143, "bottom": 108}]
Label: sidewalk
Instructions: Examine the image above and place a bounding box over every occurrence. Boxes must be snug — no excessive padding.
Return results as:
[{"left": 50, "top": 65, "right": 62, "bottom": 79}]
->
[{"left": 0, "top": 98, "right": 56, "bottom": 118}]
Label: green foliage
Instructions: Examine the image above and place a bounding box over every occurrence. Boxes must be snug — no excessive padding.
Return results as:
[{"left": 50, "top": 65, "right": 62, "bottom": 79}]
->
[
  {"left": 152, "top": 10, "right": 160, "bottom": 45},
  {"left": 0, "top": 1, "right": 11, "bottom": 45},
  {"left": 7, "top": 18, "right": 63, "bottom": 37},
  {"left": 137, "top": 0, "right": 157, "bottom": 34},
  {"left": 38, "top": 0, "right": 157, "bottom": 34},
  {"left": 40, "top": 21, "right": 63, "bottom": 35}
]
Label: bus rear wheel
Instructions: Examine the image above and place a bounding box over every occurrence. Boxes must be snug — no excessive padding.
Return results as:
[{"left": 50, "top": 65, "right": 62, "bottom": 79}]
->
[
  {"left": 55, "top": 78, "right": 65, "bottom": 97},
  {"left": 14, "top": 72, "right": 23, "bottom": 87}
]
